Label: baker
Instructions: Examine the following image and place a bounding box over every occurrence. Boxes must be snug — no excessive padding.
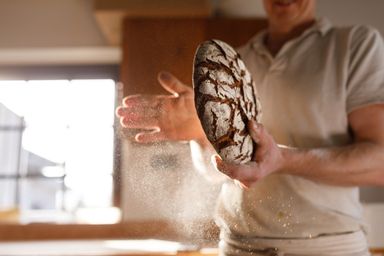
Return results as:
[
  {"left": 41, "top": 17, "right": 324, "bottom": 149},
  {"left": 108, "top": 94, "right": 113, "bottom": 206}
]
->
[{"left": 116, "top": 0, "right": 384, "bottom": 255}]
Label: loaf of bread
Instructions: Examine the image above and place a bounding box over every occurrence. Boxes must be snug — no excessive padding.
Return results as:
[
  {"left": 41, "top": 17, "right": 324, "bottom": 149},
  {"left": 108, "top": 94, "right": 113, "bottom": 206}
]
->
[{"left": 193, "top": 39, "right": 262, "bottom": 163}]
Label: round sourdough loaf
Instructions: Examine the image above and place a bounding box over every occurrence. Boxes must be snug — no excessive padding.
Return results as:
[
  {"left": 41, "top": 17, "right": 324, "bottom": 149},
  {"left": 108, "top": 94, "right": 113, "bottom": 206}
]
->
[{"left": 193, "top": 39, "right": 262, "bottom": 163}]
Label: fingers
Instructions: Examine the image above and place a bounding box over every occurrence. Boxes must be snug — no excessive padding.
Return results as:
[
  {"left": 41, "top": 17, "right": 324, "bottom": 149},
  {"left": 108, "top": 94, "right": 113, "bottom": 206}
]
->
[
  {"left": 248, "top": 120, "right": 262, "bottom": 144},
  {"left": 212, "top": 155, "right": 260, "bottom": 184},
  {"left": 248, "top": 120, "right": 269, "bottom": 162},
  {"left": 115, "top": 106, "right": 125, "bottom": 117},
  {"left": 116, "top": 95, "right": 171, "bottom": 128},
  {"left": 116, "top": 104, "right": 159, "bottom": 128},
  {"left": 135, "top": 129, "right": 166, "bottom": 143},
  {"left": 234, "top": 179, "right": 250, "bottom": 190},
  {"left": 121, "top": 116, "right": 159, "bottom": 129},
  {"left": 158, "top": 71, "right": 190, "bottom": 96},
  {"left": 121, "top": 94, "right": 172, "bottom": 109}
]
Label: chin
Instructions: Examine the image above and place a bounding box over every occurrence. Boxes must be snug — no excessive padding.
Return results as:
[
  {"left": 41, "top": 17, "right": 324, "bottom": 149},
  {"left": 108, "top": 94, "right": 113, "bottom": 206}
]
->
[{"left": 264, "top": 0, "right": 315, "bottom": 25}]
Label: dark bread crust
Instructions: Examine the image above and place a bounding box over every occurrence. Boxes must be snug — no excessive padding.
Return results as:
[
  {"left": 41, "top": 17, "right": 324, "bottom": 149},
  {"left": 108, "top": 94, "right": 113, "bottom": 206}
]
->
[{"left": 193, "top": 39, "right": 262, "bottom": 163}]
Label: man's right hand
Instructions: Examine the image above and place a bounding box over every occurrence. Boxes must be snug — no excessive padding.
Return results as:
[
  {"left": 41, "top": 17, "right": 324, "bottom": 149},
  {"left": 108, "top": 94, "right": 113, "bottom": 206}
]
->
[{"left": 116, "top": 71, "right": 206, "bottom": 143}]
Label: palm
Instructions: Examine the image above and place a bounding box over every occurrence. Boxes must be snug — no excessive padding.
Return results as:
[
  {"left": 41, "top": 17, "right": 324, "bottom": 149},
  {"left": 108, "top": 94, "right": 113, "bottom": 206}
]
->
[{"left": 116, "top": 72, "right": 205, "bottom": 143}]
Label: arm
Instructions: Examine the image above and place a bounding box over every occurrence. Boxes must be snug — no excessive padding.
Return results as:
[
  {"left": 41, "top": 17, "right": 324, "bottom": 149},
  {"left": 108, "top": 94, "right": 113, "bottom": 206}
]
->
[
  {"left": 116, "top": 71, "right": 226, "bottom": 181},
  {"left": 214, "top": 104, "right": 384, "bottom": 187}
]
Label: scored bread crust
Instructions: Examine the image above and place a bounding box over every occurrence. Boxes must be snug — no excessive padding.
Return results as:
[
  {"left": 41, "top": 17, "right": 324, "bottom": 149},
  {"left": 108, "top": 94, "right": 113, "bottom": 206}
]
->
[{"left": 193, "top": 39, "right": 262, "bottom": 163}]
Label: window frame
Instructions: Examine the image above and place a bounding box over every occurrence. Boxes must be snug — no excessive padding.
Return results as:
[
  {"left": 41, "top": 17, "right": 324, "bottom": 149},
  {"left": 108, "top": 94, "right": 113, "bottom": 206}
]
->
[{"left": 0, "top": 64, "right": 123, "bottom": 215}]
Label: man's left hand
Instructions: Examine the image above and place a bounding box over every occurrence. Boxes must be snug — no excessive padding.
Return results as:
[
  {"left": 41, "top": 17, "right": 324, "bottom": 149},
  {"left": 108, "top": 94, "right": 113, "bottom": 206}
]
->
[{"left": 213, "top": 120, "right": 285, "bottom": 188}]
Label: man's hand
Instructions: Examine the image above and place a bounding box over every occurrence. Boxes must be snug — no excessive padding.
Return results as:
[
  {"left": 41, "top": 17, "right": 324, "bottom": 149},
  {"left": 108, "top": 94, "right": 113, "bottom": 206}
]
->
[
  {"left": 213, "top": 120, "right": 285, "bottom": 188},
  {"left": 214, "top": 104, "right": 384, "bottom": 187},
  {"left": 116, "top": 71, "right": 205, "bottom": 143}
]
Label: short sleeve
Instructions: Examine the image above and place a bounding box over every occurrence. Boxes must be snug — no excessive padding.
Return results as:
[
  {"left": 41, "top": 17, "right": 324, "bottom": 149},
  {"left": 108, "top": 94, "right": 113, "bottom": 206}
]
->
[{"left": 346, "top": 26, "right": 384, "bottom": 113}]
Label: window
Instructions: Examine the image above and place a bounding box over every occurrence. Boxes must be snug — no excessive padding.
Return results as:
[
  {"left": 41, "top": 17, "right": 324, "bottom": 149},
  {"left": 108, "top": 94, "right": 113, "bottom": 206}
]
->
[{"left": 0, "top": 79, "right": 120, "bottom": 224}]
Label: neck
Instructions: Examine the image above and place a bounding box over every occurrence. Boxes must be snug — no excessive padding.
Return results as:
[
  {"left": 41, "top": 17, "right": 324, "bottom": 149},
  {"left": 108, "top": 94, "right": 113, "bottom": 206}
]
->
[{"left": 265, "top": 19, "right": 316, "bottom": 56}]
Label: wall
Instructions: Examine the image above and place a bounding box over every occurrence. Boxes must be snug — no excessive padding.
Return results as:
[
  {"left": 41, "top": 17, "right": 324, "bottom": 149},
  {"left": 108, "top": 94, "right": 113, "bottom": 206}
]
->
[
  {"left": 0, "top": 0, "right": 118, "bottom": 65},
  {"left": 0, "top": 0, "right": 105, "bottom": 48},
  {"left": 316, "top": 0, "right": 384, "bottom": 34}
]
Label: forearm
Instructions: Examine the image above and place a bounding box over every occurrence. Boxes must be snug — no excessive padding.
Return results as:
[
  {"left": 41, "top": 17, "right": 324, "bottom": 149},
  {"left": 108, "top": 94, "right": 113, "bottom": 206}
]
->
[{"left": 281, "top": 141, "right": 384, "bottom": 186}]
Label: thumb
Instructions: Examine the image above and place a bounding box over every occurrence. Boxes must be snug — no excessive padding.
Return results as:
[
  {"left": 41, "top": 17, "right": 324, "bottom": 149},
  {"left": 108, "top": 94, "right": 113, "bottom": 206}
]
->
[
  {"left": 157, "top": 71, "right": 189, "bottom": 97},
  {"left": 248, "top": 120, "right": 263, "bottom": 145},
  {"left": 248, "top": 120, "right": 267, "bottom": 162}
]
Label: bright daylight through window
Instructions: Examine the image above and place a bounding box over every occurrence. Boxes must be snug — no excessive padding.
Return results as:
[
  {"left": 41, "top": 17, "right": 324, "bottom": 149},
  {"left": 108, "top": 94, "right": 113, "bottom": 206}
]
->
[{"left": 0, "top": 79, "right": 120, "bottom": 224}]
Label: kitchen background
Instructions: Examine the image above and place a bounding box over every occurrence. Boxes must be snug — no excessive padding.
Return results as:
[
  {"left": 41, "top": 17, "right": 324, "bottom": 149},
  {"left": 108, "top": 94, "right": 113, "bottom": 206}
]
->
[{"left": 0, "top": 0, "right": 383, "bottom": 255}]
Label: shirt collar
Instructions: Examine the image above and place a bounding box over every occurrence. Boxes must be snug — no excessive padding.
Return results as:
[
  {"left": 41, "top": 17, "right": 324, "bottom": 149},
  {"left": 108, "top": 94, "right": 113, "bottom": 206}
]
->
[
  {"left": 308, "top": 17, "right": 332, "bottom": 36},
  {"left": 251, "top": 17, "right": 332, "bottom": 55}
]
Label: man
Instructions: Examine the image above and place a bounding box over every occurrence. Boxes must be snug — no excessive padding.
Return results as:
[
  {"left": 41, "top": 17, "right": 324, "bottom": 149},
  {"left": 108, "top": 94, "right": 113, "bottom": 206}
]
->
[{"left": 116, "top": 0, "right": 384, "bottom": 255}]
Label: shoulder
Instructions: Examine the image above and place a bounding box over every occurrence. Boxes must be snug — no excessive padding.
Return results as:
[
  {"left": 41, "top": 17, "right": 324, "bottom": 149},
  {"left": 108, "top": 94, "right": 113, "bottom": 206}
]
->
[
  {"left": 350, "top": 25, "right": 381, "bottom": 37},
  {"left": 330, "top": 23, "right": 379, "bottom": 36},
  {"left": 331, "top": 24, "right": 383, "bottom": 49},
  {"left": 349, "top": 25, "right": 382, "bottom": 45}
]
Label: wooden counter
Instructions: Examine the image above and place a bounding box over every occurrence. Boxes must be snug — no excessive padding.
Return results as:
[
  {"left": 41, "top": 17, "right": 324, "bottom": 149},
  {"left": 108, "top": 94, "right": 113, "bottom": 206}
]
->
[{"left": 0, "top": 220, "right": 220, "bottom": 244}]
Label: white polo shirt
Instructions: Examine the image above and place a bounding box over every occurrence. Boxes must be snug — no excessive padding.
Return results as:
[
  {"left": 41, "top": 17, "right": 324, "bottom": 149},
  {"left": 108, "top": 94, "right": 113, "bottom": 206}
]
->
[{"left": 215, "top": 18, "right": 384, "bottom": 241}]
